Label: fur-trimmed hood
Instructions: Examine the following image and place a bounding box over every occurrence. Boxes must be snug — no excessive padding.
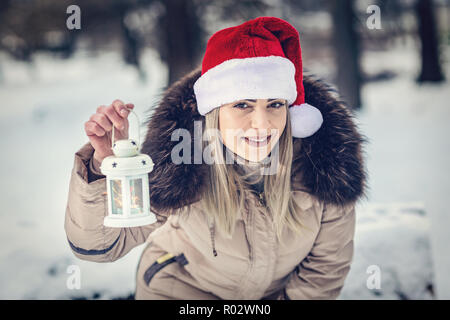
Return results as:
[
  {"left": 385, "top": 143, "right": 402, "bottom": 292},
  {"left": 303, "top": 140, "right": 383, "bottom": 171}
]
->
[{"left": 142, "top": 68, "right": 368, "bottom": 213}]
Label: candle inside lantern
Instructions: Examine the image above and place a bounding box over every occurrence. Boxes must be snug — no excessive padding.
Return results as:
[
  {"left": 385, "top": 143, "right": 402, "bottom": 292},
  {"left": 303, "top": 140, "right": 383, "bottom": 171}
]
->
[
  {"left": 130, "top": 179, "right": 144, "bottom": 214},
  {"left": 111, "top": 179, "right": 123, "bottom": 214}
]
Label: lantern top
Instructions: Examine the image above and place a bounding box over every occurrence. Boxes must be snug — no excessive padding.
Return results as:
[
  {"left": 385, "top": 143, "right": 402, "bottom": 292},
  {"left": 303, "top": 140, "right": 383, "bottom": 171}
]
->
[
  {"left": 112, "top": 139, "right": 139, "bottom": 157},
  {"left": 101, "top": 108, "right": 153, "bottom": 176},
  {"left": 100, "top": 151, "right": 154, "bottom": 176}
]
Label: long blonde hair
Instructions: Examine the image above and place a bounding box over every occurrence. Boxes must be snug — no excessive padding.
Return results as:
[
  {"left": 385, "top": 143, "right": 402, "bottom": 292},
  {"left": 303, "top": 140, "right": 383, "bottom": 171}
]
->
[{"left": 199, "top": 104, "right": 311, "bottom": 246}]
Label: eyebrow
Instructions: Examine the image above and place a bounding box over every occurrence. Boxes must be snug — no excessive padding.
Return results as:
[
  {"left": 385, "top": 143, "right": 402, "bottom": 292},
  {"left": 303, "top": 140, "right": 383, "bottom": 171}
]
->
[{"left": 242, "top": 98, "right": 280, "bottom": 102}]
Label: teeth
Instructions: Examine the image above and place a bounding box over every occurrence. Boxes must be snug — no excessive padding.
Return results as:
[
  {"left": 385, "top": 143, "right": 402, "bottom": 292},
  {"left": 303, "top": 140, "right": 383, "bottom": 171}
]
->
[{"left": 247, "top": 137, "right": 269, "bottom": 142}]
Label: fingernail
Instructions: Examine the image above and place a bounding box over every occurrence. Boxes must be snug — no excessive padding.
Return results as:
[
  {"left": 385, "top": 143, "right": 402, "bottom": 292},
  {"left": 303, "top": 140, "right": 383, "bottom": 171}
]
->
[{"left": 120, "top": 109, "right": 128, "bottom": 116}]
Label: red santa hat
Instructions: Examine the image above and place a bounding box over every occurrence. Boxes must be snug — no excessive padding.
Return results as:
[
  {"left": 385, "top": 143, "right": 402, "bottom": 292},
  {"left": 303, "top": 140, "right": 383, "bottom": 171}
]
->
[{"left": 193, "top": 16, "right": 323, "bottom": 138}]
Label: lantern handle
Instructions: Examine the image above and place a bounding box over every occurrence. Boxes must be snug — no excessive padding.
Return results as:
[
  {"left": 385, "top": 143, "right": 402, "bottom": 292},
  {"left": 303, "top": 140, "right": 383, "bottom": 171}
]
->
[{"left": 111, "top": 106, "right": 140, "bottom": 149}]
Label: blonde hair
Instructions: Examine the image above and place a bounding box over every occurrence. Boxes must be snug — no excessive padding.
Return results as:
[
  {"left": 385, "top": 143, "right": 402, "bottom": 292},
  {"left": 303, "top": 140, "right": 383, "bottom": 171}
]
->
[{"left": 199, "top": 104, "right": 312, "bottom": 247}]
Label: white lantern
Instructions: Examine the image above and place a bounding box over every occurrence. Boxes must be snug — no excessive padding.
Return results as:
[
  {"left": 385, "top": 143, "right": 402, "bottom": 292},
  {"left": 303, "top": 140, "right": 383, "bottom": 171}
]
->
[{"left": 100, "top": 109, "right": 157, "bottom": 228}]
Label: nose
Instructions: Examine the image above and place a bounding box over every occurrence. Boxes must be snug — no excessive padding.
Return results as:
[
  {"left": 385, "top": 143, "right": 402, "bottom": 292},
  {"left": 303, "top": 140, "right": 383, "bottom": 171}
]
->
[{"left": 250, "top": 107, "right": 271, "bottom": 131}]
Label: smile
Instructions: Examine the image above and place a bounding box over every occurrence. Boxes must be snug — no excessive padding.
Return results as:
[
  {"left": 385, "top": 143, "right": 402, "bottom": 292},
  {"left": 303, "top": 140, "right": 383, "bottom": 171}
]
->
[{"left": 243, "top": 135, "right": 271, "bottom": 147}]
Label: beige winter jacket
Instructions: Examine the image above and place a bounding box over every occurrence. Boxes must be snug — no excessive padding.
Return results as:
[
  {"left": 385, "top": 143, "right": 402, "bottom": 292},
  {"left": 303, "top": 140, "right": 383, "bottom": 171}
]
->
[{"left": 64, "top": 69, "right": 367, "bottom": 300}]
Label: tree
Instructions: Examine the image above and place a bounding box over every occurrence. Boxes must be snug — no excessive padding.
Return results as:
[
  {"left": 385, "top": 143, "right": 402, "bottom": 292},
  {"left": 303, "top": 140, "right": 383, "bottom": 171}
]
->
[
  {"left": 330, "top": 0, "right": 362, "bottom": 110},
  {"left": 416, "top": 0, "right": 445, "bottom": 82},
  {"left": 158, "top": 0, "right": 203, "bottom": 85}
]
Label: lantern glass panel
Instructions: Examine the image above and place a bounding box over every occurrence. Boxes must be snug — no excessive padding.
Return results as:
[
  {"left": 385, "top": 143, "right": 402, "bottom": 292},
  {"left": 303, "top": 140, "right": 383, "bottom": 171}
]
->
[
  {"left": 130, "top": 178, "right": 144, "bottom": 215},
  {"left": 110, "top": 179, "right": 123, "bottom": 215}
]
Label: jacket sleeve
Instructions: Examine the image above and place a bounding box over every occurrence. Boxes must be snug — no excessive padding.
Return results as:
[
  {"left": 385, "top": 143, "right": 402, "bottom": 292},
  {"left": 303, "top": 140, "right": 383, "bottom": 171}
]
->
[
  {"left": 281, "top": 202, "right": 356, "bottom": 299},
  {"left": 64, "top": 142, "right": 168, "bottom": 263}
]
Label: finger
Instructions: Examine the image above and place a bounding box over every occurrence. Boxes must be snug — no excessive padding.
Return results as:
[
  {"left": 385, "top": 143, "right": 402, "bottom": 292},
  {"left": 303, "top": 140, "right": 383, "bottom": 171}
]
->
[
  {"left": 90, "top": 113, "right": 113, "bottom": 132},
  {"left": 99, "top": 104, "right": 125, "bottom": 130},
  {"left": 85, "top": 121, "right": 106, "bottom": 137},
  {"left": 119, "top": 103, "right": 135, "bottom": 118},
  {"left": 112, "top": 99, "right": 129, "bottom": 119}
]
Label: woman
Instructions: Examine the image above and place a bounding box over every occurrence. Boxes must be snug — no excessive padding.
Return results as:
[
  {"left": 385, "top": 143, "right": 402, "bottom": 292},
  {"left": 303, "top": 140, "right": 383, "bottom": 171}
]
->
[{"left": 65, "top": 17, "right": 367, "bottom": 300}]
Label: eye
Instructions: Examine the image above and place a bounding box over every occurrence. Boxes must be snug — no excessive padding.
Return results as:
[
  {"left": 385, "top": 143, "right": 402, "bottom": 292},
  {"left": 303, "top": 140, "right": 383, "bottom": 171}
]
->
[
  {"left": 233, "top": 102, "right": 249, "bottom": 109},
  {"left": 269, "top": 101, "right": 285, "bottom": 108}
]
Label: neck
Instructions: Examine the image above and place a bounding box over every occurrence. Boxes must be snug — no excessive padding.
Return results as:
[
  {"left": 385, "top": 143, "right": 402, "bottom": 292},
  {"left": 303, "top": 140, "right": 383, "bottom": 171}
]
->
[
  {"left": 225, "top": 147, "right": 264, "bottom": 184},
  {"left": 223, "top": 147, "right": 265, "bottom": 195}
]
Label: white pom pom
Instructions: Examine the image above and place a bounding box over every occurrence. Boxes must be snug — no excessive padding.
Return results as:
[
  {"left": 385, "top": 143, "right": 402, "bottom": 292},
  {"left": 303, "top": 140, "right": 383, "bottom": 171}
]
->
[{"left": 289, "top": 103, "right": 323, "bottom": 138}]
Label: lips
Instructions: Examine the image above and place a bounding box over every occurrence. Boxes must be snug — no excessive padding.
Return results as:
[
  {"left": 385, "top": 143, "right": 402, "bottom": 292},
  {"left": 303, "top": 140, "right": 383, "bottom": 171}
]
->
[{"left": 243, "top": 135, "right": 271, "bottom": 147}]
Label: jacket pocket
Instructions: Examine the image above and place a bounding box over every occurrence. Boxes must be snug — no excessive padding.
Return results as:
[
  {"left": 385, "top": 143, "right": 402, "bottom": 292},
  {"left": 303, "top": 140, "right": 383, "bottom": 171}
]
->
[{"left": 143, "top": 252, "right": 189, "bottom": 286}]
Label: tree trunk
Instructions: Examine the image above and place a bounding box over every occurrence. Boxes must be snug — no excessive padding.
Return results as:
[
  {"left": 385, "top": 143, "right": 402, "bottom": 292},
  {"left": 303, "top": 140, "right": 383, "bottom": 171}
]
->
[
  {"left": 416, "top": 0, "right": 445, "bottom": 82},
  {"left": 330, "top": 0, "right": 362, "bottom": 110},
  {"left": 161, "top": 0, "right": 200, "bottom": 85}
]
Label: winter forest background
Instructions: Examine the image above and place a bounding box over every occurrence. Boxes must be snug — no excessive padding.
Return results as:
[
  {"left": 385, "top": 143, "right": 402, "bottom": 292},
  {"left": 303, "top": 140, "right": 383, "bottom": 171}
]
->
[{"left": 0, "top": 0, "right": 449, "bottom": 300}]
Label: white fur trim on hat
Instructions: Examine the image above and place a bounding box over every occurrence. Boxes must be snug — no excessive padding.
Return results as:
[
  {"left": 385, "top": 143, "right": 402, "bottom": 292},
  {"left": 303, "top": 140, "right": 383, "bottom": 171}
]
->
[
  {"left": 193, "top": 56, "right": 297, "bottom": 115},
  {"left": 289, "top": 103, "right": 323, "bottom": 138}
]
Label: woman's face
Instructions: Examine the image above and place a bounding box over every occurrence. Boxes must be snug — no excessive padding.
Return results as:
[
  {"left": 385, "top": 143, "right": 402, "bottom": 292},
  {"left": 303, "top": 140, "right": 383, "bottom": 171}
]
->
[{"left": 218, "top": 98, "right": 287, "bottom": 163}]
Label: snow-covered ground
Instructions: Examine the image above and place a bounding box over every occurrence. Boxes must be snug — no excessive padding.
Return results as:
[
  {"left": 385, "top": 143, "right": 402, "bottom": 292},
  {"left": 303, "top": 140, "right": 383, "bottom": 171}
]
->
[
  {"left": 351, "top": 40, "right": 450, "bottom": 299},
  {"left": 340, "top": 202, "right": 434, "bottom": 299},
  {"left": 0, "top": 49, "right": 168, "bottom": 299},
  {"left": 0, "top": 41, "right": 448, "bottom": 299}
]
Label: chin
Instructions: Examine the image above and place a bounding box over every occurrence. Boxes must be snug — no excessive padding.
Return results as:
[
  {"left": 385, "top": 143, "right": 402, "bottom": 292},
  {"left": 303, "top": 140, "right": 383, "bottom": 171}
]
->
[
  {"left": 240, "top": 149, "right": 272, "bottom": 163},
  {"left": 250, "top": 155, "right": 270, "bottom": 163}
]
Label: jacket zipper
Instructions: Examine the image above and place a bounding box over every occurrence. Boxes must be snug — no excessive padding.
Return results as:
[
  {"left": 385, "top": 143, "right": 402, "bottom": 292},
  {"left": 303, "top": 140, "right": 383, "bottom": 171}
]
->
[
  {"left": 237, "top": 204, "right": 254, "bottom": 298},
  {"left": 208, "top": 191, "right": 265, "bottom": 258},
  {"left": 244, "top": 207, "right": 253, "bottom": 262},
  {"left": 208, "top": 216, "right": 218, "bottom": 257},
  {"left": 209, "top": 223, "right": 218, "bottom": 257}
]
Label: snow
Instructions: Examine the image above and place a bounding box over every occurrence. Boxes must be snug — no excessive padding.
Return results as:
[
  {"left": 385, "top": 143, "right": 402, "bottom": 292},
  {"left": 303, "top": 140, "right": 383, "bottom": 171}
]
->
[
  {"left": 0, "top": 49, "right": 167, "bottom": 299},
  {"left": 352, "top": 41, "right": 450, "bottom": 299},
  {"left": 339, "top": 202, "right": 435, "bottom": 299},
  {"left": 0, "top": 41, "right": 448, "bottom": 299}
]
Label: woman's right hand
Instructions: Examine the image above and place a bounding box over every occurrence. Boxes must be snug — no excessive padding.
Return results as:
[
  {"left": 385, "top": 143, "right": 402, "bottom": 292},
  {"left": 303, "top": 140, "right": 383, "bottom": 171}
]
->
[{"left": 84, "top": 99, "right": 135, "bottom": 164}]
